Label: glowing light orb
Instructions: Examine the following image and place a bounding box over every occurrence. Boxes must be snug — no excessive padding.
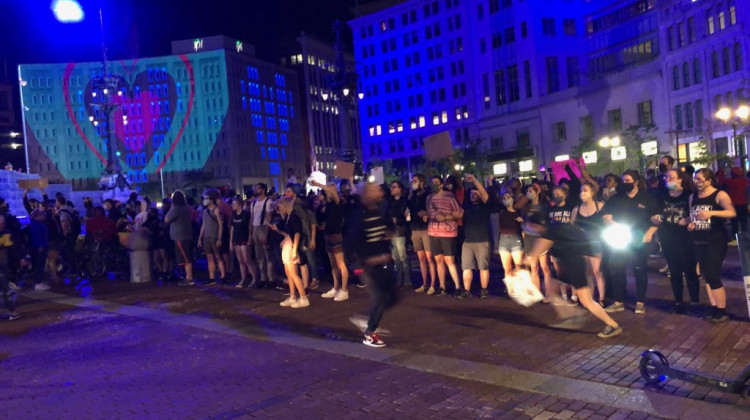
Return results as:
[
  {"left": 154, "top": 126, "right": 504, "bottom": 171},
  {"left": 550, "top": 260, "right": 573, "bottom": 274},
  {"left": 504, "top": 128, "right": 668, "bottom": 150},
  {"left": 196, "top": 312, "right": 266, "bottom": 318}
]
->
[{"left": 52, "top": 0, "right": 85, "bottom": 23}]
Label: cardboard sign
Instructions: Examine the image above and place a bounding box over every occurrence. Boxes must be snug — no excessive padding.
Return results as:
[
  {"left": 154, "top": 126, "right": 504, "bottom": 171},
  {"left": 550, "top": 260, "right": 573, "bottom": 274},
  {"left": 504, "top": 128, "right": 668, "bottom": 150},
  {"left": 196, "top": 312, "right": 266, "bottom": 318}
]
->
[
  {"left": 18, "top": 178, "right": 48, "bottom": 190},
  {"left": 371, "top": 166, "right": 385, "bottom": 185},
  {"left": 424, "top": 131, "right": 453, "bottom": 161},
  {"left": 333, "top": 161, "right": 355, "bottom": 179}
]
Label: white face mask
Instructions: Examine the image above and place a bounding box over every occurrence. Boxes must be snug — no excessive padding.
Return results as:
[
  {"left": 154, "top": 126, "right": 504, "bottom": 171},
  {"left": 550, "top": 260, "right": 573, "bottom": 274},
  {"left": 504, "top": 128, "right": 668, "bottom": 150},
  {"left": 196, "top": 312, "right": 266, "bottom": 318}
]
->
[{"left": 203, "top": 199, "right": 211, "bottom": 206}]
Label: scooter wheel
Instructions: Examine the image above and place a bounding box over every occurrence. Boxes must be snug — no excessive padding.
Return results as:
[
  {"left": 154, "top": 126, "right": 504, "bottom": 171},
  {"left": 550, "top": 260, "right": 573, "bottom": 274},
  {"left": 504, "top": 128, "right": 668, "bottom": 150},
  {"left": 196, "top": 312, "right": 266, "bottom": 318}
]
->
[{"left": 640, "top": 350, "right": 669, "bottom": 385}]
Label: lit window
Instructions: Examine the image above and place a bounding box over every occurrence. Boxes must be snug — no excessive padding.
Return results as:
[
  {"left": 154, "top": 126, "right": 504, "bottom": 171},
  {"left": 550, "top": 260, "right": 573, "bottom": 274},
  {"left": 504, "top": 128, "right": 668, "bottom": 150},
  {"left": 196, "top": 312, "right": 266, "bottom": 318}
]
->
[
  {"left": 376, "top": 125, "right": 382, "bottom": 135},
  {"left": 432, "top": 113, "right": 439, "bottom": 125},
  {"left": 441, "top": 111, "right": 448, "bottom": 123},
  {"left": 369, "top": 126, "right": 375, "bottom": 136},
  {"left": 419, "top": 116, "right": 425, "bottom": 127}
]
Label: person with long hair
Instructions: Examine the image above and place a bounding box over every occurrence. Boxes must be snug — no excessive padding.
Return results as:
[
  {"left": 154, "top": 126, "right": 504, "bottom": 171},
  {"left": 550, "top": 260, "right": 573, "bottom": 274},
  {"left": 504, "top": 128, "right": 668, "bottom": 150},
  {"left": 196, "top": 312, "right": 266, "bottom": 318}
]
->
[
  {"left": 522, "top": 183, "right": 549, "bottom": 294},
  {"left": 650, "top": 169, "right": 700, "bottom": 313},
  {"left": 165, "top": 190, "right": 195, "bottom": 286},
  {"left": 230, "top": 197, "right": 258, "bottom": 288},
  {"left": 497, "top": 191, "right": 524, "bottom": 280},
  {"left": 602, "top": 170, "right": 659, "bottom": 314},
  {"left": 426, "top": 174, "right": 464, "bottom": 296},
  {"left": 270, "top": 196, "right": 310, "bottom": 308},
  {"left": 570, "top": 181, "right": 606, "bottom": 306},
  {"left": 688, "top": 168, "right": 736, "bottom": 323},
  {"left": 310, "top": 180, "right": 350, "bottom": 301}
]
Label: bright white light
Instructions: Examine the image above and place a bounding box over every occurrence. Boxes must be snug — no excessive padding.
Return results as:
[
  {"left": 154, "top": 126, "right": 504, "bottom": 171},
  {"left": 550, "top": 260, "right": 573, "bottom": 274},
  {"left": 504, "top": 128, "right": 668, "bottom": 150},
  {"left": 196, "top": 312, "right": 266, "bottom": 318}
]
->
[
  {"left": 9, "top": 131, "right": 21, "bottom": 138},
  {"left": 611, "top": 146, "right": 627, "bottom": 161},
  {"left": 322, "top": 92, "right": 329, "bottom": 101},
  {"left": 358, "top": 92, "right": 364, "bottom": 100},
  {"left": 368, "top": 175, "right": 376, "bottom": 182},
  {"left": 554, "top": 154, "right": 570, "bottom": 162},
  {"left": 93, "top": 121, "right": 99, "bottom": 126},
  {"left": 641, "top": 141, "right": 657, "bottom": 156},
  {"left": 88, "top": 116, "right": 94, "bottom": 122},
  {"left": 118, "top": 91, "right": 123, "bottom": 96},
  {"left": 610, "top": 136, "right": 621, "bottom": 147},
  {"left": 454, "top": 164, "right": 461, "bottom": 170},
  {"left": 602, "top": 223, "right": 632, "bottom": 250},
  {"left": 92, "top": 92, "right": 97, "bottom": 97},
  {"left": 52, "top": 0, "right": 85, "bottom": 23},
  {"left": 519, "top": 159, "right": 533, "bottom": 172},
  {"left": 599, "top": 137, "right": 610, "bottom": 148},
  {"left": 103, "top": 88, "right": 108, "bottom": 95},
  {"left": 343, "top": 88, "right": 350, "bottom": 96},
  {"left": 716, "top": 107, "right": 732, "bottom": 121},
  {"left": 493, "top": 163, "right": 508, "bottom": 175},
  {"left": 737, "top": 105, "right": 750, "bottom": 120},
  {"left": 582, "top": 151, "right": 598, "bottom": 164},
  {"left": 9, "top": 143, "right": 22, "bottom": 149}
]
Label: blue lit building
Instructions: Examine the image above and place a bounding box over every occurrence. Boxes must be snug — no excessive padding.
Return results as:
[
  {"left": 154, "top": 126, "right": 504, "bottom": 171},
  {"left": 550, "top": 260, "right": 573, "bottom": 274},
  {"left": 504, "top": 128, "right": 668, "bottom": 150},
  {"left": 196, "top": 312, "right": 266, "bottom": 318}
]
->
[{"left": 19, "top": 35, "right": 306, "bottom": 194}]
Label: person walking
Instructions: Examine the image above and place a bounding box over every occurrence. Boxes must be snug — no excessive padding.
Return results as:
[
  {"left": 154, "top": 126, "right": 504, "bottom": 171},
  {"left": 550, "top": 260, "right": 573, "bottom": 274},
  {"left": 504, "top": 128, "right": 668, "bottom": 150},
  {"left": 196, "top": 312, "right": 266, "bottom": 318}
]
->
[
  {"left": 309, "top": 180, "right": 350, "bottom": 301},
  {"left": 570, "top": 181, "right": 606, "bottom": 306},
  {"left": 689, "top": 168, "right": 736, "bottom": 323}
]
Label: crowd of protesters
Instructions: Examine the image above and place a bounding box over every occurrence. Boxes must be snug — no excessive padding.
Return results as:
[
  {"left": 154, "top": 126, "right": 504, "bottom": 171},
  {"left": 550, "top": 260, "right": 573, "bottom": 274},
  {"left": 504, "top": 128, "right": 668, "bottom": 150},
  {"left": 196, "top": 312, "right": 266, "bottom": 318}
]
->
[{"left": 0, "top": 155, "right": 745, "bottom": 345}]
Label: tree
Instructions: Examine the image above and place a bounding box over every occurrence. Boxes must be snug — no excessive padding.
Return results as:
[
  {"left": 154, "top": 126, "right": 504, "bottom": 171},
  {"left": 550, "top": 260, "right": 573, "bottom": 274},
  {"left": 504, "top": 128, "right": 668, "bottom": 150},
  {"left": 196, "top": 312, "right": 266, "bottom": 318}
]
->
[{"left": 688, "top": 137, "right": 730, "bottom": 168}]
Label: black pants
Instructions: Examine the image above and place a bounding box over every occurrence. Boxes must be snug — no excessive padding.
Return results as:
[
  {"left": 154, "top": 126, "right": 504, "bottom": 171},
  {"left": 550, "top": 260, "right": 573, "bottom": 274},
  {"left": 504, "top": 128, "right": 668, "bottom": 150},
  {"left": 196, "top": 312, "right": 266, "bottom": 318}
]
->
[
  {"left": 731, "top": 205, "right": 748, "bottom": 236},
  {"left": 607, "top": 244, "right": 649, "bottom": 303},
  {"left": 362, "top": 262, "right": 398, "bottom": 333},
  {"left": 31, "top": 248, "right": 48, "bottom": 285},
  {"left": 0, "top": 268, "right": 16, "bottom": 313},
  {"left": 693, "top": 237, "right": 727, "bottom": 290},
  {"left": 661, "top": 231, "right": 700, "bottom": 303}
]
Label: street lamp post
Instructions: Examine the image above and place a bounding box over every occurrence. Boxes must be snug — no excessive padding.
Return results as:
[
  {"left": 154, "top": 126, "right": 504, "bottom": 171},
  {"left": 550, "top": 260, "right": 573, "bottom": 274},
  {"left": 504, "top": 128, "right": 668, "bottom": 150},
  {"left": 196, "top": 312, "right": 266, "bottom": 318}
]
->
[{"left": 716, "top": 105, "right": 750, "bottom": 169}]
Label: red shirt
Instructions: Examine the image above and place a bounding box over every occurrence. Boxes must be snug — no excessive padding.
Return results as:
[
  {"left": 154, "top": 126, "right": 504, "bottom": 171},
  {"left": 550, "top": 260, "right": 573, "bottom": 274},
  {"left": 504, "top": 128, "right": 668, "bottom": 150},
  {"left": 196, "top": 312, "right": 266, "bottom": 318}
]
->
[
  {"left": 717, "top": 171, "right": 749, "bottom": 206},
  {"left": 86, "top": 216, "right": 117, "bottom": 242}
]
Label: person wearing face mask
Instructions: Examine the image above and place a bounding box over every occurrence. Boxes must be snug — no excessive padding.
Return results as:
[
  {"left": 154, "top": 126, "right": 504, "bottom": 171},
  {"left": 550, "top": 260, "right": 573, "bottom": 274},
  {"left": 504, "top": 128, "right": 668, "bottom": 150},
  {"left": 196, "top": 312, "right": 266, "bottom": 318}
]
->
[
  {"left": 408, "top": 174, "right": 436, "bottom": 293},
  {"left": 497, "top": 192, "right": 524, "bottom": 282},
  {"left": 570, "top": 181, "right": 606, "bottom": 306},
  {"left": 522, "top": 184, "right": 550, "bottom": 295},
  {"left": 198, "top": 193, "right": 227, "bottom": 285},
  {"left": 688, "top": 168, "right": 736, "bottom": 323},
  {"left": 458, "top": 175, "right": 491, "bottom": 299},
  {"left": 601, "top": 170, "right": 659, "bottom": 314},
  {"left": 547, "top": 185, "right": 576, "bottom": 303},
  {"left": 658, "top": 155, "right": 676, "bottom": 191},
  {"left": 426, "top": 174, "right": 464, "bottom": 296},
  {"left": 508, "top": 178, "right": 530, "bottom": 215},
  {"left": 651, "top": 169, "right": 699, "bottom": 314}
]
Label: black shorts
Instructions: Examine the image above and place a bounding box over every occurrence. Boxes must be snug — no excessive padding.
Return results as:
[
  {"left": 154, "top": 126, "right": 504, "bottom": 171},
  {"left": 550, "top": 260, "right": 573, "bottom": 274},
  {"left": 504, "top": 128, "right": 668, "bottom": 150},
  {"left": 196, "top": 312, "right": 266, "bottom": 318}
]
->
[
  {"left": 555, "top": 253, "right": 587, "bottom": 289},
  {"left": 429, "top": 235, "right": 457, "bottom": 257},
  {"left": 175, "top": 240, "right": 194, "bottom": 265}
]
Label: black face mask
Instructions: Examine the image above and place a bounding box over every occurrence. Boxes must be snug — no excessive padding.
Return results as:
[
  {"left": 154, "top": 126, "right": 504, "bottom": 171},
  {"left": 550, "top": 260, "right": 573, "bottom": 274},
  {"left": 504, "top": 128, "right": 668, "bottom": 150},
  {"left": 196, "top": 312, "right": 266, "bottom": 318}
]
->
[
  {"left": 621, "top": 183, "right": 635, "bottom": 193},
  {"left": 443, "top": 183, "right": 453, "bottom": 191},
  {"left": 658, "top": 164, "right": 668, "bottom": 173}
]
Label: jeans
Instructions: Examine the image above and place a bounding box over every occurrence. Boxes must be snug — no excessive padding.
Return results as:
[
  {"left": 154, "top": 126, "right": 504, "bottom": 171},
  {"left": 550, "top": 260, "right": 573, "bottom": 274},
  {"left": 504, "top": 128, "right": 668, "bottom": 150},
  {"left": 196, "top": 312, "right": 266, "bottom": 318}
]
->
[
  {"left": 0, "top": 268, "right": 16, "bottom": 313},
  {"left": 661, "top": 231, "right": 699, "bottom": 303},
  {"left": 304, "top": 247, "right": 318, "bottom": 281},
  {"left": 391, "top": 236, "right": 410, "bottom": 286},
  {"left": 362, "top": 262, "right": 398, "bottom": 333},
  {"left": 252, "top": 226, "right": 274, "bottom": 283},
  {"left": 607, "top": 244, "right": 649, "bottom": 303}
]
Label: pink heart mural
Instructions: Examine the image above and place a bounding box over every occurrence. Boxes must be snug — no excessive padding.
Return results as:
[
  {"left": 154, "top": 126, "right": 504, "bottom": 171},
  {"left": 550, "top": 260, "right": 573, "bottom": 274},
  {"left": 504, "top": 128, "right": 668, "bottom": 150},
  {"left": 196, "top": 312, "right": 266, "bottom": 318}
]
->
[{"left": 62, "top": 55, "right": 195, "bottom": 174}]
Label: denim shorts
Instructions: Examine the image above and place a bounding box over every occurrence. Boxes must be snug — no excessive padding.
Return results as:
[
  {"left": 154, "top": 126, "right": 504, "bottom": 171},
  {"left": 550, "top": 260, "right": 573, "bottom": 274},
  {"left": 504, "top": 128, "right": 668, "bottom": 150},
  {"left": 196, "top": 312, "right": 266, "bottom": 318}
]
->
[{"left": 498, "top": 234, "right": 523, "bottom": 253}]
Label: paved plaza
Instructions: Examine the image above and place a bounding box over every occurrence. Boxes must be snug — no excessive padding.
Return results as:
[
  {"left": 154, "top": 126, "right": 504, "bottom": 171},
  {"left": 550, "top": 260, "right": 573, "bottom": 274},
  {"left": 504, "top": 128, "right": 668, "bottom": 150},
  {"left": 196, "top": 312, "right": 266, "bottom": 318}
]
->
[{"left": 2, "top": 253, "right": 750, "bottom": 419}]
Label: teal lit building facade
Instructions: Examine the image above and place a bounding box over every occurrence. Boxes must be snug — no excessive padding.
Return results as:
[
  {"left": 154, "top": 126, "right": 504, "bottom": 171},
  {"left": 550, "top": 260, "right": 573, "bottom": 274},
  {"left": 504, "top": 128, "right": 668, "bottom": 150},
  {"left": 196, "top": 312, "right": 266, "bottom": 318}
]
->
[{"left": 19, "top": 35, "right": 305, "bottom": 194}]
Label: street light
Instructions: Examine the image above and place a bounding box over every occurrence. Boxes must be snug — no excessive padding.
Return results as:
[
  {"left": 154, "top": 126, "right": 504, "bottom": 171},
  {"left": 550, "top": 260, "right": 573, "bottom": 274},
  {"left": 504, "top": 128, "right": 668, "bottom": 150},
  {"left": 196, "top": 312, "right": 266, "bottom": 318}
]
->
[
  {"left": 9, "top": 131, "right": 21, "bottom": 138},
  {"left": 715, "top": 105, "right": 750, "bottom": 168}
]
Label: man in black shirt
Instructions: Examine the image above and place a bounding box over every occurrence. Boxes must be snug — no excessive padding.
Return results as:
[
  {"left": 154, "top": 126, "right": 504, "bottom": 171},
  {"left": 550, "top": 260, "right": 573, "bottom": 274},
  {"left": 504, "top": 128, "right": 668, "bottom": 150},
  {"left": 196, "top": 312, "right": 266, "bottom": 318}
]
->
[
  {"left": 407, "top": 174, "right": 436, "bottom": 293},
  {"left": 353, "top": 183, "right": 398, "bottom": 348},
  {"left": 459, "top": 175, "right": 491, "bottom": 299}
]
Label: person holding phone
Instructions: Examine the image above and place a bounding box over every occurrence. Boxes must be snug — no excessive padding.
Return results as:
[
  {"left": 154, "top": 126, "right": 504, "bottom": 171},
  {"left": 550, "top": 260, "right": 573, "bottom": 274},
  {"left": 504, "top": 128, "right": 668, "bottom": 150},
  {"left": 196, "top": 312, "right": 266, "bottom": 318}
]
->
[{"left": 271, "top": 197, "right": 310, "bottom": 308}]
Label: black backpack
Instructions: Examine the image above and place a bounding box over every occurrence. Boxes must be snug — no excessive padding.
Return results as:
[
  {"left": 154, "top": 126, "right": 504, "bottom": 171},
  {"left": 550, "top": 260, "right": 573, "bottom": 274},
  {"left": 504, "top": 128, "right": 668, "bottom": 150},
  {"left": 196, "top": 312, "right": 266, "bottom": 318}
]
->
[{"left": 60, "top": 209, "right": 82, "bottom": 236}]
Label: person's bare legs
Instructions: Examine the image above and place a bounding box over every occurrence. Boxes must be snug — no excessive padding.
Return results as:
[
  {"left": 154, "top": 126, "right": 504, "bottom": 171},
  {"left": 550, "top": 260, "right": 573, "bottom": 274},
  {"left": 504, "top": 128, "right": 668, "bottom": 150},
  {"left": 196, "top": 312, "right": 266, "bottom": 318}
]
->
[
  {"left": 462, "top": 269, "right": 473, "bottom": 291},
  {"left": 417, "top": 250, "right": 428, "bottom": 287},
  {"left": 527, "top": 255, "right": 541, "bottom": 290},
  {"left": 206, "top": 254, "right": 216, "bottom": 281},
  {"left": 444, "top": 256, "right": 461, "bottom": 289},
  {"left": 577, "top": 286, "right": 619, "bottom": 328},
  {"left": 334, "top": 252, "right": 348, "bottom": 292},
  {"left": 327, "top": 251, "right": 340, "bottom": 290},
  {"left": 479, "top": 269, "right": 489, "bottom": 289},
  {"left": 434, "top": 254, "right": 447, "bottom": 289},
  {"left": 300, "top": 264, "right": 309, "bottom": 289},
  {"left": 425, "top": 251, "right": 436, "bottom": 288},
  {"left": 288, "top": 263, "right": 306, "bottom": 298}
]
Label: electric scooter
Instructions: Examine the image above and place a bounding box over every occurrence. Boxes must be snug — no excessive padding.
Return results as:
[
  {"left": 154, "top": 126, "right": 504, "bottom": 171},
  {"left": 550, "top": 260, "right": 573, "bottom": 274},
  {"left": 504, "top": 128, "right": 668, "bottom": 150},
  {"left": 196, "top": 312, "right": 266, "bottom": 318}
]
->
[{"left": 639, "top": 349, "right": 750, "bottom": 397}]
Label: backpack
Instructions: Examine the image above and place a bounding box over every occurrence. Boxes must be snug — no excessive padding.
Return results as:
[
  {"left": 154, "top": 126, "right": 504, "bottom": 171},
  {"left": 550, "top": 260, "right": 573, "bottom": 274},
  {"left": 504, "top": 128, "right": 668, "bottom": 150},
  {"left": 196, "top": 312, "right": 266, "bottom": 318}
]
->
[{"left": 60, "top": 208, "right": 82, "bottom": 236}]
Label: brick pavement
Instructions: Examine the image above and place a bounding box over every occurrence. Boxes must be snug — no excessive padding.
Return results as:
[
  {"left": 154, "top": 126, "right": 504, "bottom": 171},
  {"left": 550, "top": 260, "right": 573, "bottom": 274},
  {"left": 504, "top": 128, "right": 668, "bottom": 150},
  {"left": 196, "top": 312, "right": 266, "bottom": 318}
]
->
[{"left": 2, "top": 251, "right": 749, "bottom": 418}]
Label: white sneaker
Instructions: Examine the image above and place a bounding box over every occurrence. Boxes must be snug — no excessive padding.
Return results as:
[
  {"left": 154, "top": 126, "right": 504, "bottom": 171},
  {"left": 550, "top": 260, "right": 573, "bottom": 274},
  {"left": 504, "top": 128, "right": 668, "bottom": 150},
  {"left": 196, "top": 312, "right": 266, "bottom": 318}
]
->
[
  {"left": 334, "top": 290, "right": 349, "bottom": 301},
  {"left": 279, "top": 297, "right": 297, "bottom": 307},
  {"left": 291, "top": 297, "right": 310, "bottom": 308},
  {"left": 34, "top": 283, "right": 51, "bottom": 291},
  {"left": 321, "top": 288, "right": 339, "bottom": 299}
]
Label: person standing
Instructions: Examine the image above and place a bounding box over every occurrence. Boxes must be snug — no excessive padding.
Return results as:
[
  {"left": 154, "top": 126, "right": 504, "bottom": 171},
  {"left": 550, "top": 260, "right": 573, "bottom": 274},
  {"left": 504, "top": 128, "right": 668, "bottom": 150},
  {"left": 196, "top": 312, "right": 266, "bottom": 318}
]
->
[
  {"left": 198, "top": 193, "right": 227, "bottom": 285},
  {"left": 408, "top": 174, "right": 436, "bottom": 293},
  {"left": 459, "top": 175, "right": 491, "bottom": 299},
  {"left": 717, "top": 166, "right": 749, "bottom": 240},
  {"left": 355, "top": 183, "right": 398, "bottom": 347},
  {"left": 309, "top": 180, "right": 350, "bottom": 301},
  {"left": 271, "top": 197, "right": 310, "bottom": 308},
  {"left": 388, "top": 181, "right": 411, "bottom": 288},
  {"left": 497, "top": 192, "right": 524, "bottom": 280},
  {"left": 250, "top": 184, "right": 275, "bottom": 288},
  {"left": 689, "top": 168, "right": 736, "bottom": 323},
  {"left": 0, "top": 214, "right": 24, "bottom": 320},
  {"left": 426, "top": 175, "right": 464, "bottom": 296},
  {"left": 230, "top": 197, "right": 257, "bottom": 288},
  {"left": 652, "top": 169, "right": 700, "bottom": 314},
  {"left": 602, "top": 170, "right": 659, "bottom": 315},
  {"left": 165, "top": 191, "right": 195, "bottom": 286}
]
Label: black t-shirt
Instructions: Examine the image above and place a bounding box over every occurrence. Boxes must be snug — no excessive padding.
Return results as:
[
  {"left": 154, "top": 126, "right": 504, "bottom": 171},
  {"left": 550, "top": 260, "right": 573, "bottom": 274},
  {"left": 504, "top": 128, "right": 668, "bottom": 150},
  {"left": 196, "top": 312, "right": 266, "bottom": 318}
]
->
[
  {"left": 388, "top": 195, "right": 409, "bottom": 237},
  {"left": 463, "top": 201, "right": 491, "bottom": 243},
  {"left": 548, "top": 202, "right": 574, "bottom": 225},
  {"left": 543, "top": 223, "right": 590, "bottom": 288},
  {"left": 231, "top": 210, "right": 251, "bottom": 244},
  {"left": 602, "top": 191, "right": 659, "bottom": 238},
  {"left": 355, "top": 206, "right": 390, "bottom": 260},
  {"left": 322, "top": 201, "right": 344, "bottom": 235},
  {"left": 657, "top": 190, "right": 691, "bottom": 236},
  {"left": 283, "top": 212, "right": 303, "bottom": 239},
  {"left": 407, "top": 190, "right": 429, "bottom": 230}
]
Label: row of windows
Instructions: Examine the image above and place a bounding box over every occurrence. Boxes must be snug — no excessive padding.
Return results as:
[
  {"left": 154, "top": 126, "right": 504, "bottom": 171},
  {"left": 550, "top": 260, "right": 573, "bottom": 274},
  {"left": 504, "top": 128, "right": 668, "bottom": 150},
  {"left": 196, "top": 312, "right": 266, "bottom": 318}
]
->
[
  {"left": 367, "top": 106, "right": 469, "bottom": 138},
  {"left": 674, "top": 100, "right": 705, "bottom": 131}
]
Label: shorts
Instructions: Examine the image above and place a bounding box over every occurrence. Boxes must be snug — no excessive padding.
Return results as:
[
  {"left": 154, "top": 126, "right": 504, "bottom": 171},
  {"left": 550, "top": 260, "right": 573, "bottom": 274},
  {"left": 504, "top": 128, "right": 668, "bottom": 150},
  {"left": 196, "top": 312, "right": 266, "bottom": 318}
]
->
[
  {"left": 429, "top": 235, "right": 456, "bottom": 257},
  {"left": 498, "top": 234, "right": 523, "bottom": 253},
  {"left": 324, "top": 233, "right": 344, "bottom": 254},
  {"left": 203, "top": 237, "right": 221, "bottom": 256},
  {"left": 411, "top": 230, "right": 431, "bottom": 253},
  {"left": 556, "top": 254, "right": 588, "bottom": 289},
  {"left": 175, "top": 240, "right": 194, "bottom": 265},
  {"left": 461, "top": 242, "right": 490, "bottom": 270},
  {"left": 282, "top": 238, "right": 308, "bottom": 265}
]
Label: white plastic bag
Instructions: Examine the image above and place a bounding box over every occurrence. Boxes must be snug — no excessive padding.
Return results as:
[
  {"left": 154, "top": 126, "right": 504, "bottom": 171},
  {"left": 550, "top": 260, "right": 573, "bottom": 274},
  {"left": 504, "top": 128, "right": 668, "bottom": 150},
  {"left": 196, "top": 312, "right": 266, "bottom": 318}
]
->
[{"left": 503, "top": 269, "right": 544, "bottom": 307}]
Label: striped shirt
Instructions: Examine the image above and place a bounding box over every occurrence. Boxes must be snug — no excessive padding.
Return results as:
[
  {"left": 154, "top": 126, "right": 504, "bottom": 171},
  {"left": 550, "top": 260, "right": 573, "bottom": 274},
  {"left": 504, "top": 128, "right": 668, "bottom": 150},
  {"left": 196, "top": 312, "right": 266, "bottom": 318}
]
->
[
  {"left": 356, "top": 207, "right": 390, "bottom": 260},
  {"left": 426, "top": 192, "right": 461, "bottom": 238}
]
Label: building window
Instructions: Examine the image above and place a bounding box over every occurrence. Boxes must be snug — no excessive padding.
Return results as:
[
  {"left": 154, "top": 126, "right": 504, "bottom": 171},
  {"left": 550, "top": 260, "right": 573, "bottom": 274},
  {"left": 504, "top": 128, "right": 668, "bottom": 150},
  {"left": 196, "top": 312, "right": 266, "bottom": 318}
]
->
[
  {"left": 566, "top": 57, "right": 580, "bottom": 88},
  {"left": 607, "top": 109, "right": 622, "bottom": 132},
  {"left": 477, "top": 3, "right": 484, "bottom": 19},
  {"left": 524, "top": 60, "right": 532, "bottom": 98},
  {"left": 545, "top": 57, "right": 560, "bottom": 94},
  {"left": 734, "top": 42, "right": 743, "bottom": 72},
  {"left": 685, "top": 102, "right": 694, "bottom": 129},
  {"left": 677, "top": 21, "right": 685, "bottom": 47},
  {"left": 563, "top": 19, "right": 575, "bottom": 35},
  {"left": 666, "top": 26, "right": 674, "bottom": 51},
  {"left": 492, "top": 33, "right": 502, "bottom": 49},
  {"left": 542, "top": 18, "right": 555, "bottom": 36},
  {"left": 682, "top": 62, "right": 690, "bottom": 88},
  {"left": 719, "top": 11, "right": 726, "bottom": 30},
  {"left": 507, "top": 65, "right": 520, "bottom": 103},
  {"left": 489, "top": 0, "right": 499, "bottom": 14},
  {"left": 553, "top": 122, "right": 566, "bottom": 143},
  {"left": 672, "top": 65, "right": 680, "bottom": 90},
  {"left": 694, "top": 99, "right": 704, "bottom": 128},
  {"left": 693, "top": 58, "right": 702, "bottom": 84},
  {"left": 712, "top": 51, "right": 720, "bottom": 78},
  {"left": 492, "top": 136, "right": 503, "bottom": 150},
  {"left": 521, "top": 21, "right": 528, "bottom": 38},
  {"left": 707, "top": 12, "right": 715, "bottom": 35},
  {"left": 674, "top": 105, "right": 683, "bottom": 130},
  {"left": 687, "top": 17, "right": 695, "bottom": 43},
  {"left": 504, "top": 27, "right": 515, "bottom": 44},
  {"left": 516, "top": 129, "right": 530, "bottom": 150},
  {"left": 580, "top": 116, "right": 593, "bottom": 141},
  {"left": 730, "top": 5, "right": 737, "bottom": 25},
  {"left": 637, "top": 100, "right": 653, "bottom": 126},
  {"left": 495, "top": 68, "right": 506, "bottom": 105}
]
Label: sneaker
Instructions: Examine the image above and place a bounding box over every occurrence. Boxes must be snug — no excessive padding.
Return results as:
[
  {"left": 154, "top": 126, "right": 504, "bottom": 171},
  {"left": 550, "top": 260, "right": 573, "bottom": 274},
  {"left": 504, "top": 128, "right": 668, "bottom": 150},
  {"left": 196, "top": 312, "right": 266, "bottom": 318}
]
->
[
  {"left": 728, "top": 239, "right": 738, "bottom": 246},
  {"left": 9, "top": 282, "right": 19, "bottom": 291},
  {"left": 321, "top": 288, "right": 339, "bottom": 299},
  {"left": 34, "top": 283, "right": 51, "bottom": 291},
  {"left": 363, "top": 332, "right": 386, "bottom": 348},
  {"left": 291, "top": 297, "right": 310, "bottom": 308},
  {"left": 671, "top": 302, "right": 686, "bottom": 314},
  {"left": 356, "top": 282, "right": 367, "bottom": 288},
  {"left": 435, "top": 287, "right": 446, "bottom": 296},
  {"left": 571, "top": 295, "right": 579, "bottom": 303},
  {"left": 426, "top": 287, "right": 435, "bottom": 295},
  {"left": 658, "top": 264, "right": 670, "bottom": 274},
  {"left": 604, "top": 302, "right": 625, "bottom": 313},
  {"left": 235, "top": 279, "right": 246, "bottom": 288},
  {"left": 279, "top": 297, "right": 297, "bottom": 307},
  {"left": 634, "top": 302, "right": 646, "bottom": 315},
  {"left": 177, "top": 279, "right": 195, "bottom": 286},
  {"left": 702, "top": 307, "right": 718, "bottom": 321},
  {"left": 456, "top": 289, "right": 471, "bottom": 300},
  {"left": 709, "top": 313, "right": 729, "bottom": 324},
  {"left": 597, "top": 325, "right": 623, "bottom": 338},
  {"left": 8, "top": 312, "right": 21, "bottom": 321},
  {"left": 414, "top": 286, "right": 425, "bottom": 293},
  {"left": 453, "top": 289, "right": 463, "bottom": 298},
  {"left": 480, "top": 289, "right": 489, "bottom": 299},
  {"left": 205, "top": 278, "right": 216, "bottom": 285},
  {"left": 246, "top": 279, "right": 256, "bottom": 289},
  {"left": 334, "top": 290, "right": 349, "bottom": 301},
  {"left": 310, "top": 279, "right": 319, "bottom": 290}
]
